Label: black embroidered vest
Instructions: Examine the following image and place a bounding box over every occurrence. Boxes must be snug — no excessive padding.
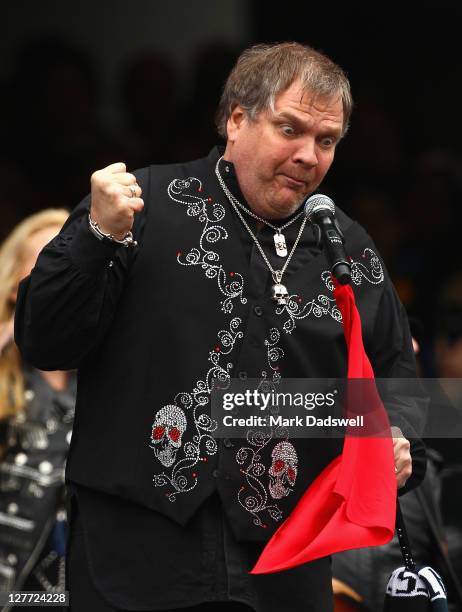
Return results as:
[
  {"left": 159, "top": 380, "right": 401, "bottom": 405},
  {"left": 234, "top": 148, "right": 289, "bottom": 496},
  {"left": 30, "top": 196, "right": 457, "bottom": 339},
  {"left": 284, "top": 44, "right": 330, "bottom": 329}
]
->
[{"left": 66, "top": 149, "right": 400, "bottom": 542}]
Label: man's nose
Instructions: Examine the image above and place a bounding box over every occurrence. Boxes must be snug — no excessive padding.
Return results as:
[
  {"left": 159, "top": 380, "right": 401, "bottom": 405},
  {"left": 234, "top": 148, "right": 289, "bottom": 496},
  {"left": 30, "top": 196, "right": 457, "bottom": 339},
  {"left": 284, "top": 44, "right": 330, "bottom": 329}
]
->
[{"left": 293, "top": 138, "right": 318, "bottom": 167}]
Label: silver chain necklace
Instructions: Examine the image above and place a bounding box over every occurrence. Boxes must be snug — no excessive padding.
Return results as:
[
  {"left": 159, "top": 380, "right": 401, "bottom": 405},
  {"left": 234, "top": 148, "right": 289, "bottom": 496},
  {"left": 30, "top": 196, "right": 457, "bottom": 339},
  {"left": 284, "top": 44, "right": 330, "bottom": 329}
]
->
[
  {"left": 215, "top": 157, "right": 308, "bottom": 306},
  {"left": 216, "top": 157, "right": 304, "bottom": 257}
]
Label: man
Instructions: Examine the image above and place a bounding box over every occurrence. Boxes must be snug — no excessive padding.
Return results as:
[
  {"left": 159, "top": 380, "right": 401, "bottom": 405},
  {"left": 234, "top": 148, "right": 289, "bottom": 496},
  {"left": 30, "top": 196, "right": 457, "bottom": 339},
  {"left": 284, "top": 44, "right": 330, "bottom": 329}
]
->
[{"left": 15, "top": 42, "right": 425, "bottom": 611}]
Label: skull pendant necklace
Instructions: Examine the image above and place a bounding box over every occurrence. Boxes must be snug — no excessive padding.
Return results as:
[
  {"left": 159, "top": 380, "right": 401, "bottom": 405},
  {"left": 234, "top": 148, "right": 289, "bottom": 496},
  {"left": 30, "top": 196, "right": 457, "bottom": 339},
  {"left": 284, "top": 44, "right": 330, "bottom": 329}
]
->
[
  {"left": 273, "top": 232, "right": 288, "bottom": 257},
  {"left": 271, "top": 271, "right": 290, "bottom": 305},
  {"left": 215, "top": 157, "right": 308, "bottom": 307}
]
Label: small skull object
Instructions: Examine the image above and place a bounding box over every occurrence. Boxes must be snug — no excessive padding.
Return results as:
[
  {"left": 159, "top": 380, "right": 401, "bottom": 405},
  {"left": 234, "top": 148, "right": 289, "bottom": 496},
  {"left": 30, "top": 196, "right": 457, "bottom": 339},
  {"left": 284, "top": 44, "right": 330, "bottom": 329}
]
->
[
  {"left": 150, "top": 405, "right": 187, "bottom": 467},
  {"left": 271, "top": 283, "right": 289, "bottom": 305},
  {"left": 268, "top": 441, "right": 298, "bottom": 499}
]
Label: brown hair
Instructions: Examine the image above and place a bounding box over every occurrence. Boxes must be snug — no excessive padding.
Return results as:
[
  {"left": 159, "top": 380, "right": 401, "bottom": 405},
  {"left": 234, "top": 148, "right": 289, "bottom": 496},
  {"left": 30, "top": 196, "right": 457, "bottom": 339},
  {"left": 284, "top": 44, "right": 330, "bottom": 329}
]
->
[{"left": 216, "top": 42, "right": 352, "bottom": 139}]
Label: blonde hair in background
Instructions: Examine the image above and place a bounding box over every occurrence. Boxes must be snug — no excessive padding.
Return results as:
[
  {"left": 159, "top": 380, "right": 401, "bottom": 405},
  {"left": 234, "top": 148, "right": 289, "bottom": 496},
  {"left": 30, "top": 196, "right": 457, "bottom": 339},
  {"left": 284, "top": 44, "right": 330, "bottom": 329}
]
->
[{"left": 0, "top": 208, "right": 69, "bottom": 420}]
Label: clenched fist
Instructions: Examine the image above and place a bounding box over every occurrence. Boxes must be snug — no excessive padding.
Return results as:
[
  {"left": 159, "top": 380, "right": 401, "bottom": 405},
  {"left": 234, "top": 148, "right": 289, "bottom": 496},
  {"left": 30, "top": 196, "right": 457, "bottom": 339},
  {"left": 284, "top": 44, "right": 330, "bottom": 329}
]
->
[{"left": 90, "top": 162, "right": 144, "bottom": 239}]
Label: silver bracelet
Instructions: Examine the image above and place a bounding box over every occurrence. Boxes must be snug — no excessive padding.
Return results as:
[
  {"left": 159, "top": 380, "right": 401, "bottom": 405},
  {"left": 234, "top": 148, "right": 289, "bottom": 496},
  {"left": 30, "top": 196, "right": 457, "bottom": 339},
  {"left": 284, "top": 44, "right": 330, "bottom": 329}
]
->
[{"left": 88, "top": 214, "right": 137, "bottom": 248}]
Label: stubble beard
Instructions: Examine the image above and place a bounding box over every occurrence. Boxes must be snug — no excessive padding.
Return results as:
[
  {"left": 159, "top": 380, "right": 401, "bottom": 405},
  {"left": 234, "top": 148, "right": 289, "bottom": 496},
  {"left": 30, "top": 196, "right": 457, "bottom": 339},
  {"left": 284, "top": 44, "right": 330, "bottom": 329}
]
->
[
  {"left": 240, "top": 170, "right": 311, "bottom": 220},
  {"left": 254, "top": 187, "right": 308, "bottom": 220}
]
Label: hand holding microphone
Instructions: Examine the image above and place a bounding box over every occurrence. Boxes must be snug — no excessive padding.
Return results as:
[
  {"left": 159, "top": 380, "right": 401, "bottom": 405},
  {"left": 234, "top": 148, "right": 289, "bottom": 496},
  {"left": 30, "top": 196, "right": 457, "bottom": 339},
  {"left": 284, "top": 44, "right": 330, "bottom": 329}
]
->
[{"left": 304, "top": 194, "right": 351, "bottom": 285}]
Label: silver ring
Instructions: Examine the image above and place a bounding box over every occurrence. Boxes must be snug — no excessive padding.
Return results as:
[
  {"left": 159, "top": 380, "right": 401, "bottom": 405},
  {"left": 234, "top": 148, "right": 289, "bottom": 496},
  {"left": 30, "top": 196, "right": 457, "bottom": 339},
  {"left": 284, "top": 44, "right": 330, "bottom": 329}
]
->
[{"left": 129, "top": 185, "right": 137, "bottom": 198}]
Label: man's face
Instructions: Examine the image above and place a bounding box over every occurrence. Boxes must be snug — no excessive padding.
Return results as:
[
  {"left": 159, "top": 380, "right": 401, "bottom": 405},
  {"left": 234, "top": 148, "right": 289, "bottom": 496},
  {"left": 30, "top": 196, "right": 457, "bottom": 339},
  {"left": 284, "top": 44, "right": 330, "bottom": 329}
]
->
[{"left": 223, "top": 80, "right": 344, "bottom": 219}]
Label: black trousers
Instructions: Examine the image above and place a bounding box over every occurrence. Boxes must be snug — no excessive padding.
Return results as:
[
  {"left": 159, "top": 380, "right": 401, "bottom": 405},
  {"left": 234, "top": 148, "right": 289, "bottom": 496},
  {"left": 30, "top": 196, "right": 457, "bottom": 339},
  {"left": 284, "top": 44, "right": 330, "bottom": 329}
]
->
[
  {"left": 66, "top": 503, "right": 251, "bottom": 612},
  {"left": 66, "top": 495, "right": 333, "bottom": 612}
]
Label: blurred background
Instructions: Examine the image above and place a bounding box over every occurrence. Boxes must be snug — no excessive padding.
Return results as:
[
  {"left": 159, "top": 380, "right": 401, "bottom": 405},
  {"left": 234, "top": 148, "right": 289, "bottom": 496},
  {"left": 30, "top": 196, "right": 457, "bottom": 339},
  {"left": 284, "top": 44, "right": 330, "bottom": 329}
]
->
[
  {"left": 1, "top": 0, "right": 462, "bottom": 603},
  {"left": 2, "top": 1, "right": 462, "bottom": 377}
]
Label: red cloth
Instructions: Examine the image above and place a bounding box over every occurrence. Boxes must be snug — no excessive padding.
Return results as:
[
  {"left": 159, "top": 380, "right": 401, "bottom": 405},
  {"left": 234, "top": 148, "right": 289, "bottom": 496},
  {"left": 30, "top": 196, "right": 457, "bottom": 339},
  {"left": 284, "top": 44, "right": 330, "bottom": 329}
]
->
[{"left": 251, "top": 282, "right": 396, "bottom": 574}]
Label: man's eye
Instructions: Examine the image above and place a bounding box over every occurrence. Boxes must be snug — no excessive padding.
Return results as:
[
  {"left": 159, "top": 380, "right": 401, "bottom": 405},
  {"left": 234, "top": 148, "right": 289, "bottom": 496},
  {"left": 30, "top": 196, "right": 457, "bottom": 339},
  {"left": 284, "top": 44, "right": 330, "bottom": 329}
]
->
[
  {"left": 320, "top": 137, "right": 336, "bottom": 148},
  {"left": 281, "top": 125, "right": 296, "bottom": 136}
]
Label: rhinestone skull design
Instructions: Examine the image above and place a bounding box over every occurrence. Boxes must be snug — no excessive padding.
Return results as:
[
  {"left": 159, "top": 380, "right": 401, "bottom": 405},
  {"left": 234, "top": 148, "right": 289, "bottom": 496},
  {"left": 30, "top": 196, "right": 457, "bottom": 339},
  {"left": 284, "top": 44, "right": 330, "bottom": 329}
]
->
[
  {"left": 268, "top": 441, "right": 298, "bottom": 499},
  {"left": 150, "top": 405, "right": 187, "bottom": 468}
]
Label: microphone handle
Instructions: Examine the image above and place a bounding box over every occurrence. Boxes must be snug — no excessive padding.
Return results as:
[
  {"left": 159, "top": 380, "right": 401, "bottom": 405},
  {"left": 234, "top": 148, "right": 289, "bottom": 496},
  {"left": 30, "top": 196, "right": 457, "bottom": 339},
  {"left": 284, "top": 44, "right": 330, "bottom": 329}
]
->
[{"left": 315, "top": 212, "right": 351, "bottom": 285}]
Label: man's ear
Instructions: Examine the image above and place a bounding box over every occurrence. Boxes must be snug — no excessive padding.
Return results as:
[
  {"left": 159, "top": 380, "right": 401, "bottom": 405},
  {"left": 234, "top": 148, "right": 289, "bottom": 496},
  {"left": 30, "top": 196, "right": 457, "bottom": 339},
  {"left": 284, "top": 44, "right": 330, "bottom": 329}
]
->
[{"left": 226, "top": 105, "right": 246, "bottom": 142}]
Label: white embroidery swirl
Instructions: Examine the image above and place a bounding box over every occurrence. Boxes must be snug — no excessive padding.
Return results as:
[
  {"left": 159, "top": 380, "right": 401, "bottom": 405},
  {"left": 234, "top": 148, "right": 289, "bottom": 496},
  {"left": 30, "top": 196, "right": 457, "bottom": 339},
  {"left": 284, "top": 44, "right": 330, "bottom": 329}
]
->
[
  {"left": 263, "top": 327, "right": 284, "bottom": 384},
  {"left": 236, "top": 430, "right": 285, "bottom": 528},
  {"left": 276, "top": 248, "right": 384, "bottom": 334},
  {"left": 321, "top": 247, "right": 384, "bottom": 291},
  {"left": 168, "top": 177, "right": 247, "bottom": 313},
  {"left": 150, "top": 317, "right": 243, "bottom": 501},
  {"left": 236, "top": 327, "right": 298, "bottom": 527},
  {"left": 276, "top": 294, "right": 342, "bottom": 334}
]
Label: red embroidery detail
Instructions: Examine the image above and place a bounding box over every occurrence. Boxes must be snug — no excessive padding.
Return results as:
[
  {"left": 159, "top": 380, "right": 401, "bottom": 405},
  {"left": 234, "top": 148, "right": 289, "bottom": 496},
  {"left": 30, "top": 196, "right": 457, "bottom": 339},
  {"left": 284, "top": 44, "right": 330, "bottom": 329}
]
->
[
  {"left": 198, "top": 186, "right": 202, "bottom": 192},
  {"left": 169, "top": 427, "right": 180, "bottom": 443},
  {"left": 230, "top": 272, "right": 235, "bottom": 277},
  {"left": 192, "top": 472, "right": 197, "bottom": 478},
  {"left": 215, "top": 346, "right": 221, "bottom": 352},
  {"left": 176, "top": 251, "right": 182, "bottom": 257},
  {"left": 287, "top": 467, "right": 296, "bottom": 483},
  {"left": 208, "top": 197, "right": 212, "bottom": 202},
  {"left": 152, "top": 426, "right": 165, "bottom": 440},
  {"left": 273, "top": 459, "right": 285, "bottom": 473}
]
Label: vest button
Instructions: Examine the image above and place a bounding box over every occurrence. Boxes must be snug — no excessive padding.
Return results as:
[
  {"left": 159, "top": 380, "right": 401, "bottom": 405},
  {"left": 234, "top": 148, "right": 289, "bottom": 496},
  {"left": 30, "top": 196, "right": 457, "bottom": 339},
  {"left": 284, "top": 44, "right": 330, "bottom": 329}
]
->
[
  {"left": 253, "top": 305, "right": 263, "bottom": 316},
  {"left": 223, "top": 438, "right": 234, "bottom": 448},
  {"left": 212, "top": 469, "right": 220, "bottom": 478},
  {"left": 238, "top": 371, "right": 247, "bottom": 380}
]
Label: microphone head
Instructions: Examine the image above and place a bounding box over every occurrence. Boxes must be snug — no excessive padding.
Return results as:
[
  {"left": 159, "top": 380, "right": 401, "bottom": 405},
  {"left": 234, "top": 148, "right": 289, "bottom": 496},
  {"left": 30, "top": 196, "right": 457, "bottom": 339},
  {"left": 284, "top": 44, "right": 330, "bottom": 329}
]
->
[{"left": 304, "top": 194, "right": 335, "bottom": 221}]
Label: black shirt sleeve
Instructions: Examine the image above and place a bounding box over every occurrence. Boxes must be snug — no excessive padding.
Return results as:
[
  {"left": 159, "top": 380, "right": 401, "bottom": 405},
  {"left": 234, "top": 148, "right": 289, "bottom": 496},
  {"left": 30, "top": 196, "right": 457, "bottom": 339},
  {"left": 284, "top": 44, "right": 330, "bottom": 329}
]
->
[
  {"left": 15, "top": 168, "right": 149, "bottom": 371},
  {"left": 368, "top": 280, "right": 428, "bottom": 494}
]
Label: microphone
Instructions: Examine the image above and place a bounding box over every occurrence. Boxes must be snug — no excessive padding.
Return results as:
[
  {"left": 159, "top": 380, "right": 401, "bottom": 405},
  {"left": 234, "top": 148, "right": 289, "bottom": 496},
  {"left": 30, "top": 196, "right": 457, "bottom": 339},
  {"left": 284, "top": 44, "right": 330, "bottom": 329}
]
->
[{"left": 304, "top": 194, "right": 351, "bottom": 285}]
